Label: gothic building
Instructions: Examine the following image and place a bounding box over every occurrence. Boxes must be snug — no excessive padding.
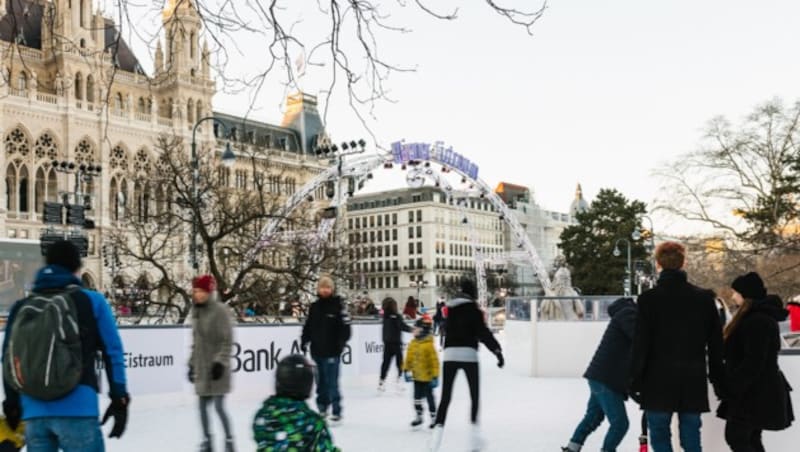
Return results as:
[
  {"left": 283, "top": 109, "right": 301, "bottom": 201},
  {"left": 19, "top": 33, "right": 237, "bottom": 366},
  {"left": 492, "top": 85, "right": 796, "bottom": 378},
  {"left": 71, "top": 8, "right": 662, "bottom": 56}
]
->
[{"left": 0, "top": 0, "right": 326, "bottom": 290}]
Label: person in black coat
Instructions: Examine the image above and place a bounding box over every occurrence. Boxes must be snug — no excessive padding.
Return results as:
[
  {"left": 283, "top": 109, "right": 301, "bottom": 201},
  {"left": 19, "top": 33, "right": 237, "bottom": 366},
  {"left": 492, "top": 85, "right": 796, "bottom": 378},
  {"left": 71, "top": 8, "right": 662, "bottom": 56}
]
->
[
  {"left": 379, "top": 297, "right": 412, "bottom": 391},
  {"left": 630, "top": 241, "right": 725, "bottom": 452},
  {"left": 430, "top": 278, "right": 503, "bottom": 452},
  {"left": 717, "top": 272, "right": 794, "bottom": 451},
  {"left": 300, "top": 276, "right": 351, "bottom": 422},
  {"left": 562, "top": 298, "right": 637, "bottom": 452}
]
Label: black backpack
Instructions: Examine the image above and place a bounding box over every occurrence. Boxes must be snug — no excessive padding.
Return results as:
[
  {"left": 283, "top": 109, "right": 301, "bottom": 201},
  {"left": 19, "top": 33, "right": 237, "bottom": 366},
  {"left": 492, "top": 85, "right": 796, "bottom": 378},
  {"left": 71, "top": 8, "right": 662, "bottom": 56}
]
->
[{"left": 3, "top": 287, "right": 83, "bottom": 400}]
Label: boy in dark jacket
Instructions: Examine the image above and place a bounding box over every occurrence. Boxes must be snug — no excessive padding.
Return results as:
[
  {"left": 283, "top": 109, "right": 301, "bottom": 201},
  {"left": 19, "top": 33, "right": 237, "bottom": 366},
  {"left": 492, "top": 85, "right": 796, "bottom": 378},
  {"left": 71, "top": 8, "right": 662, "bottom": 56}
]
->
[
  {"left": 253, "top": 355, "right": 339, "bottom": 452},
  {"left": 431, "top": 278, "right": 503, "bottom": 452},
  {"left": 379, "top": 297, "right": 412, "bottom": 392},
  {"left": 301, "top": 276, "right": 351, "bottom": 424},
  {"left": 562, "top": 298, "right": 637, "bottom": 452},
  {"left": 630, "top": 242, "right": 725, "bottom": 452}
]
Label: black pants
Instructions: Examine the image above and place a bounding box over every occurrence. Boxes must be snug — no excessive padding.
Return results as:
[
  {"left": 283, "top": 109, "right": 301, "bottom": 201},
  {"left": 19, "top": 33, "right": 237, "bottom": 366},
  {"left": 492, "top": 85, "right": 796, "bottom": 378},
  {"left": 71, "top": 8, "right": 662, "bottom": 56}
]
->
[
  {"left": 725, "top": 420, "right": 765, "bottom": 452},
  {"left": 414, "top": 381, "right": 437, "bottom": 415},
  {"left": 434, "top": 361, "right": 479, "bottom": 426},
  {"left": 380, "top": 343, "right": 403, "bottom": 381}
]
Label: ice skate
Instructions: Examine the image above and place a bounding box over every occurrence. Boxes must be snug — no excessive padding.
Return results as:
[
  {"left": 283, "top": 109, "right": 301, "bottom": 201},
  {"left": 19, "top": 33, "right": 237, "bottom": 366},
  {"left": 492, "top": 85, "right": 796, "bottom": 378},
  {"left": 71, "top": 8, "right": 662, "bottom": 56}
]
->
[
  {"left": 329, "top": 415, "right": 342, "bottom": 427},
  {"left": 469, "top": 424, "right": 487, "bottom": 452},
  {"left": 199, "top": 438, "right": 212, "bottom": 452},
  {"left": 378, "top": 380, "right": 386, "bottom": 392},
  {"left": 429, "top": 412, "right": 437, "bottom": 429},
  {"left": 410, "top": 414, "right": 423, "bottom": 429},
  {"left": 429, "top": 425, "right": 444, "bottom": 452},
  {"left": 224, "top": 438, "right": 235, "bottom": 452}
]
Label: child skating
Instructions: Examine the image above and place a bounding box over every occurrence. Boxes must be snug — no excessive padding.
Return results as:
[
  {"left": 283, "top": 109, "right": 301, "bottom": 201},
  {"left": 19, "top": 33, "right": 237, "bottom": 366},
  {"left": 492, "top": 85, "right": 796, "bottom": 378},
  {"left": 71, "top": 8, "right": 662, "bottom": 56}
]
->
[{"left": 403, "top": 315, "right": 440, "bottom": 430}]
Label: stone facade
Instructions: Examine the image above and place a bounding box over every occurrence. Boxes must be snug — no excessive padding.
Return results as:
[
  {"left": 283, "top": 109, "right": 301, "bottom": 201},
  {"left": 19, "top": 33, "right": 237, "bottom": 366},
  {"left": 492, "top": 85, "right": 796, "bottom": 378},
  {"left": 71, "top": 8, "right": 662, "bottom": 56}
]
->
[{"left": 0, "top": 0, "right": 325, "bottom": 290}]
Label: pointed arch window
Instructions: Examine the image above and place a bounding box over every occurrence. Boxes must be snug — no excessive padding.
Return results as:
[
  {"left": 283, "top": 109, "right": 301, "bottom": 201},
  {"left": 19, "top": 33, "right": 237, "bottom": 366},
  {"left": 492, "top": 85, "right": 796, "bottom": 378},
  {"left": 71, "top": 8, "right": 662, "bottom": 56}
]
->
[
  {"left": 86, "top": 76, "right": 95, "bottom": 102},
  {"left": 74, "top": 73, "right": 83, "bottom": 100},
  {"left": 17, "top": 72, "right": 27, "bottom": 93}
]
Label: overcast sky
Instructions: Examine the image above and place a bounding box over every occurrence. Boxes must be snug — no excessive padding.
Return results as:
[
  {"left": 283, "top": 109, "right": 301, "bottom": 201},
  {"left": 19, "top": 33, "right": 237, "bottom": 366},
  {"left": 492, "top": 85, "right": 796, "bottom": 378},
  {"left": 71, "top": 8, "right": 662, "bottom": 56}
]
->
[{"left": 119, "top": 0, "right": 800, "bottom": 235}]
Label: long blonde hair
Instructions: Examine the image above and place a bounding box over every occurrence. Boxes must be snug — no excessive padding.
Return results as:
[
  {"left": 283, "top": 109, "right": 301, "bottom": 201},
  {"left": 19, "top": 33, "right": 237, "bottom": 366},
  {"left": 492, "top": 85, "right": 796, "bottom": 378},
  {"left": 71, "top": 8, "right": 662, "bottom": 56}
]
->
[{"left": 723, "top": 298, "right": 753, "bottom": 342}]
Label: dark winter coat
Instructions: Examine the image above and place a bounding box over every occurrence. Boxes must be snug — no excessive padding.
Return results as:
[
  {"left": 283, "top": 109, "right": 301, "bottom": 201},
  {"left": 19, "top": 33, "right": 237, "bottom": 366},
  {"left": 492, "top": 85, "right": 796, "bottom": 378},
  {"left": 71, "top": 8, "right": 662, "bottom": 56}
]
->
[
  {"left": 301, "top": 295, "right": 352, "bottom": 358},
  {"left": 190, "top": 297, "right": 234, "bottom": 396},
  {"left": 382, "top": 312, "right": 412, "bottom": 345},
  {"left": 717, "top": 296, "right": 794, "bottom": 431},
  {"left": 434, "top": 302, "right": 446, "bottom": 323},
  {"left": 584, "top": 298, "right": 637, "bottom": 396},
  {"left": 630, "top": 270, "right": 725, "bottom": 413},
  {"left": 442, "top": 296, "right": 501, "bottom": 361}
]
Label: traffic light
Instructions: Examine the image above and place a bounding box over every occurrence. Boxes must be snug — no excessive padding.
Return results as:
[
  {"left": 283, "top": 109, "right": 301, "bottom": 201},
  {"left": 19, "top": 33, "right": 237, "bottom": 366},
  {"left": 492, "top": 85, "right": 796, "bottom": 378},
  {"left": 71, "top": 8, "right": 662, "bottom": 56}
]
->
[{"left": 43, "top": 202, "right": 63, "bottom": 225}]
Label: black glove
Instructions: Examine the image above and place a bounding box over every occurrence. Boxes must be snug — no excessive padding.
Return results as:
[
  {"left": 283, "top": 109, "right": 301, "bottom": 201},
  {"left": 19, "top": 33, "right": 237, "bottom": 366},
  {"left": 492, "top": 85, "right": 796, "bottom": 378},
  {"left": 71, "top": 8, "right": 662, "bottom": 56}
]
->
[
  {"left": 494, "top": 350, "right": 505, "bottom": 368},
  {"left": 188, "top": 365, "right": 195, "bottom": 383},
  {"left": 2, "top": 400, "right": 21, "bottom": 431},
  {"left": 211, "top": 362, "right": 225, "bottom": 380},
  {"left": 101, "top": 395, "right": 129, "bottom": 438}
]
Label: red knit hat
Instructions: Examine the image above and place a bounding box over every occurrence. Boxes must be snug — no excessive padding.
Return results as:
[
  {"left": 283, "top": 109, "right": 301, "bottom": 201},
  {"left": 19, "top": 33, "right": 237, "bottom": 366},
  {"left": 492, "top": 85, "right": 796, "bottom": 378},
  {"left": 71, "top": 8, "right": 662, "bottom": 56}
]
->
[{"left": 192, "top": 274, "right": 216, "bottom": 293}]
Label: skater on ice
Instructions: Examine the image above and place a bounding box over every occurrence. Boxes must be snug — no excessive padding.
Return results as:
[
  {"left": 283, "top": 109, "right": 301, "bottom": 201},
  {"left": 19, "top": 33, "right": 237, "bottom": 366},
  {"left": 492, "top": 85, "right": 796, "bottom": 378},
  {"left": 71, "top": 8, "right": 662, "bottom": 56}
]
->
[
  {"left": 189, "top": 274, "right": 236, "bottom": 452},
  {"left": 379, "top": 297, "right": 413, "bottom": 392},
  {"left": 2, "top": 240, "right": 129, "bottom": 451},
  {"left": 252, "top": 355, "right": 340, "bottom": 452},
  {"left": 402, "top": 314, "right": 440, "bottom": 429},
  {"left": 431, "top": 277, "right": 504, "bottom": 452},
  {"left": 301, "top": 275, "right": 352, "bottom": 424},
  {"left": 562, "top": 297, "right": 637, "bottom": 452}
]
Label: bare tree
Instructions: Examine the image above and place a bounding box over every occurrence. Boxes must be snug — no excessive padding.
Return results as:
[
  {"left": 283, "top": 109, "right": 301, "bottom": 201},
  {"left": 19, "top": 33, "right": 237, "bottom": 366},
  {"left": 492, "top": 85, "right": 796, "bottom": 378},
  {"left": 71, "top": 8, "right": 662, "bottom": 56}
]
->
[
  {"left": 654, "top": 99, "right": 800, "bottom": 291},
  {"left": 106, "top": 134, "right": 352, "bottom": 323}
]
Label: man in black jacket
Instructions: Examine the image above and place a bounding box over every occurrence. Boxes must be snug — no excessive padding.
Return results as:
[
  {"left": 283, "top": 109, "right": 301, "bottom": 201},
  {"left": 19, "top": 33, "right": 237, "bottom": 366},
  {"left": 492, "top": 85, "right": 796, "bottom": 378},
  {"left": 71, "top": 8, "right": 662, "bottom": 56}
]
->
[
  {"left": 430, "top": 278, "right": 503, "bottom": 452},
  {"left": 630, "top": 242, "right": 724, "bottom": 452},
  {"left": 301, "top": 276, "right": 351, "bottom": 423},
  {"left": 379, "top": 297, "right": 412, "bottom": 391},
  {"left": 563, "top": 297, "right": 637, "bottom": 452}
]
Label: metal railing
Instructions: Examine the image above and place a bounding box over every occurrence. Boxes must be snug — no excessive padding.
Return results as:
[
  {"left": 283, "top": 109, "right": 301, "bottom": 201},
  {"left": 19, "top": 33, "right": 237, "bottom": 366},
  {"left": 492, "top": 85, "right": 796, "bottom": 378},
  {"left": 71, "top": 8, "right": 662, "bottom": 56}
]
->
[{"left": 506, "top": 296, "right": 626, "bottom": 322}]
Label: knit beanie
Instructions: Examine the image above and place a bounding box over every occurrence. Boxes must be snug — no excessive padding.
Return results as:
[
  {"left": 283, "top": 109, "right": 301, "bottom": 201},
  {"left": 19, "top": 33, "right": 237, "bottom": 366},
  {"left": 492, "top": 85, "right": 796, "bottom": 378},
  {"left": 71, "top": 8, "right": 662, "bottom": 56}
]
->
[
  {"left": 45, "top": 240, "right": 82, "bottom": 273},
  {"left": 192, "top": 274, "right": 216, "bottom": 293},
  {"left": 731, "top": 272, "right": 767, "bottom": 300}
]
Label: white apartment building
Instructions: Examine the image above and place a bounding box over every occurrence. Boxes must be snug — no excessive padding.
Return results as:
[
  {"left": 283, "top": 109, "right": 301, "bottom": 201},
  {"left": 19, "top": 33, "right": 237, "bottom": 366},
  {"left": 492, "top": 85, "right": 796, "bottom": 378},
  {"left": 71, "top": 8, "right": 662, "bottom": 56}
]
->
[{"left": 344, "top": 186, "right": 504, "bottom": 306}]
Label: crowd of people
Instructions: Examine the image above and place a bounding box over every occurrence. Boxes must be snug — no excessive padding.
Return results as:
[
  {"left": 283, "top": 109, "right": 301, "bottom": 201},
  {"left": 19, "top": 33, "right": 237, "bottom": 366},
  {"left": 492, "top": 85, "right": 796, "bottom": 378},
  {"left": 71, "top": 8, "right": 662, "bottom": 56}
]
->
[
  {"left": 0, "top": 239, "right": 796, "bottom": 452},
  {"left": 562, "top": 241, "right": 795, "bottom": 452}
]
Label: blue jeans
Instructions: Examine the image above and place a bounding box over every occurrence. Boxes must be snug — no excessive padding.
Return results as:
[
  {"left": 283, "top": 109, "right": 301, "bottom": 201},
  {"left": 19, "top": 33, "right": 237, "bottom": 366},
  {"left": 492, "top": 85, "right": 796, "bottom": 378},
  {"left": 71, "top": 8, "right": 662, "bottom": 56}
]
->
[
  {"left": 313, "top": 355, "right": 342, "bottom": 417},
  {"left": 646, "top": 411, "right": 702, "bottom": 452},
  {"left": 25, "top": 417, "right": 104, "bottom": 452},
  {"left": 569, "top": 379, "right": 629, "bottom": 452}
]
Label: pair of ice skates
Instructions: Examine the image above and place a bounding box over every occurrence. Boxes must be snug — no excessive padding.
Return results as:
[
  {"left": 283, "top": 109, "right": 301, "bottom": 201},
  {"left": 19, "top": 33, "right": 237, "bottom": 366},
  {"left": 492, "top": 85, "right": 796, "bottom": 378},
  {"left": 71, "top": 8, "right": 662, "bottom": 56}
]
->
[{"left": 428, "top": 424, "right": 486, "bottom": 452}]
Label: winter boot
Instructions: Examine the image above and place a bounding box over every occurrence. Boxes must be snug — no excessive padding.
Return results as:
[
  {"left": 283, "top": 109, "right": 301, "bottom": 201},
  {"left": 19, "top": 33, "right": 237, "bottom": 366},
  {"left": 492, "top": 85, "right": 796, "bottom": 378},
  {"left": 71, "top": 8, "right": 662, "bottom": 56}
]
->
[
  {"left": 429, "top": 425, "right": 444, "bottom": 452},
  {"left": 329, "top": 415, "right": 342, "bottom": 426},
  {"left": 469, "top": 424, "right": 486, "bottom": 452},
  {"left": 224, "top": 438, "right": 235, "bottom": 452},
  {"left": 411, "top": 414, "right": 423, "bottom": 429},
  {"left": 562, "top": 442, "right": 581, "bottom": 452}
]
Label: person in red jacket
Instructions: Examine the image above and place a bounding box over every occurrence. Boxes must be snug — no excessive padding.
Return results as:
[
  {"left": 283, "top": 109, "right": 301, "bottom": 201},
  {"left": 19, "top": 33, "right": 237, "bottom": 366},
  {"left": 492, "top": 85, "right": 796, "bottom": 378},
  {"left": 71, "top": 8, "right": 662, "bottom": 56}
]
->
[{"left": 787, "top": 298, "right": 800, "bottom": 332}]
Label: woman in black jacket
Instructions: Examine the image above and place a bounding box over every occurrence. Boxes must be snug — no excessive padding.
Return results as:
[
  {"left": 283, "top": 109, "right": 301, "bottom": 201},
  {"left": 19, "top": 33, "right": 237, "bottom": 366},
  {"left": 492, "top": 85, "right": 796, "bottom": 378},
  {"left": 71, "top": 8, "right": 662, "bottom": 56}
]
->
[
  {"left": 718, "top": 272, "right": 794, "bottom": 451},
  {"left": 430, "top": 278, "right": 503, "bottom": 452},
  {"left": 379, "top": 297, "right": 412, "bottom": 392}
]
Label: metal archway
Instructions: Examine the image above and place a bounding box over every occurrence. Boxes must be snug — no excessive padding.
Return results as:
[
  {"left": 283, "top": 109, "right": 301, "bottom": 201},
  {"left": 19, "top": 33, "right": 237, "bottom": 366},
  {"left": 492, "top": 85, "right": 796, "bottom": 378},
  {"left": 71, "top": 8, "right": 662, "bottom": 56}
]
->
[{"left": 244, "top": 146, "right": 554, "bottom": 305}]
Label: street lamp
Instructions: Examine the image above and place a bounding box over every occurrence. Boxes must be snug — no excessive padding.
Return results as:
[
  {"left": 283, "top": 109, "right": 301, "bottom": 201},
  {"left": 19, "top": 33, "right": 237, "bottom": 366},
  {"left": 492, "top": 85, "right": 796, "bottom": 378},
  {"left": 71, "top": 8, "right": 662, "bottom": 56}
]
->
[
  {"left": 410, "top": 280, "right": 429, "bottom": 304},
  {"left": 613, "top": 238, "right": 632, "bottom": 296},
  {"left": 190, "top": 116, "right": 234, "bottom": 272},
  {"left": 632, "top": 215, "right": 657, "bottom": 285}
]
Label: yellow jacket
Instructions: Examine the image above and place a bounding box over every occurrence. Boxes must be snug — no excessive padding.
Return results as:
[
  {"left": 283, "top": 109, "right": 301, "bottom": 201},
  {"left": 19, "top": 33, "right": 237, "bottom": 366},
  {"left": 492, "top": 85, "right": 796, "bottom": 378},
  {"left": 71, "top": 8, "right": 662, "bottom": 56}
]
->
[{"left": 403, "top": 335, "right": 440, "bottom": 382}]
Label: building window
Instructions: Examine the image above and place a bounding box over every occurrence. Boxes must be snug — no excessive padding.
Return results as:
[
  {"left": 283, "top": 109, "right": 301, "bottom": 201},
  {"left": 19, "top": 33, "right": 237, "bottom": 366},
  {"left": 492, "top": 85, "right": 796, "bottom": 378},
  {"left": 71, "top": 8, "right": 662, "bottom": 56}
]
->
[
  {"left": 393, "top": 276, "right": 399, "bottom": 288},
  {"left": 377, "top": 246, "right": 383, "bottom": 257},
  {"left": 394, "top": 261, "right": 399, "bottom": 271},
  {"left": 377, "top": 261, "right": 383, "bottom": 272},
  {"left": 417, "top": 258, "right": 423, "bottom": 269},
  {"left": 348, "top": 218, "right": 353, "bottom": 229},
  {"left": 393, "top": 244, "right": 398, "bottom": 256},
  {"left": 370, "top": 231, "right": 375, "bottom": 242},
  {"left": 417, "top": 210, "right": 422, "bottom": 222},
  {"left": 409, "top": 259, "right": 414, "bottom": 270},
  {"left": 377, "top": 230, "right": 382, "bottom": 242},
  {"left": 377, "top": 216, "right": 382, "bottom": 227},
  {"left": 370, "top": 262, "right": 376, "bottom": 272},
  {"left": 393, "top": 229, "right": 398, "bottom": 241},
  {"left": 378, "top": 278, "right": 384, "bottom": 289},
  {"left": 408, "top": 211, "right": 414, "bottom": 223},
  {"left": 409, "top": 243, "right": 415, "bottom": 255},
  {"left": 385, "top": 245, "right": 390, "bottom": 255},
  {"left": 370, "top": 278, "right": 376, "bottom": 289},
  {"left": 392, "top": 213, "right": 398, "bottom": 225},
  {"left": 408, "top": 227, "right": 413, "bottom": 239},
  {"left": 416, "top": 242, "right": 422, "bottom": 254},
  {"left": 416, "top": 226, "right": 422, "bottom": 238}
]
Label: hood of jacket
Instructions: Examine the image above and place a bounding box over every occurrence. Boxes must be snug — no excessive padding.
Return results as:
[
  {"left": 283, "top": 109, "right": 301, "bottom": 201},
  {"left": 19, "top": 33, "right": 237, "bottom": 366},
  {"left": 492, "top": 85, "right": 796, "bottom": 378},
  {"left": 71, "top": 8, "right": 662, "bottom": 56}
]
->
[
  {"left": 32, "top": 265, "right": 83, "bottom": 292},
  {"left": 608, "top": 297, "right": 636, "bottom": 318},
  {"left": 750, "top": 295, "right": 788, "bottom": 322}
]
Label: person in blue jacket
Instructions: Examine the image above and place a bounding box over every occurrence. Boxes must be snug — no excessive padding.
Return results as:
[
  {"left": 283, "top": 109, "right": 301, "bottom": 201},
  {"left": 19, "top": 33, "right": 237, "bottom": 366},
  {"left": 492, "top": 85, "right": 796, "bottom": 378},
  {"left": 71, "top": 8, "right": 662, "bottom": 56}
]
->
[{"left": 2, "top": 240, "right": 129, "bottom": 452}]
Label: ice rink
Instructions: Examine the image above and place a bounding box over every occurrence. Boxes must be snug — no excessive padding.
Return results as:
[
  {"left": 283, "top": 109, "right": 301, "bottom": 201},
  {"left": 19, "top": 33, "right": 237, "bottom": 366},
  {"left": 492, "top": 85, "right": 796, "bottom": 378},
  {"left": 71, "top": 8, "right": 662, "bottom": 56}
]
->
[{"left": 112, "top": 352, "right": 663, "bottom": 452}]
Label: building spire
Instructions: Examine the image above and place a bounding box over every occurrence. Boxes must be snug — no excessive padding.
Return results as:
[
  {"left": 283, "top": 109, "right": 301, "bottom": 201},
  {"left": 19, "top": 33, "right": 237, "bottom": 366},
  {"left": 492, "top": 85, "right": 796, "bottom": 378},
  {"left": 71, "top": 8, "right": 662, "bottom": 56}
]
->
[{"left": 575, "top": 183, "right": 583, "bottom": 200}]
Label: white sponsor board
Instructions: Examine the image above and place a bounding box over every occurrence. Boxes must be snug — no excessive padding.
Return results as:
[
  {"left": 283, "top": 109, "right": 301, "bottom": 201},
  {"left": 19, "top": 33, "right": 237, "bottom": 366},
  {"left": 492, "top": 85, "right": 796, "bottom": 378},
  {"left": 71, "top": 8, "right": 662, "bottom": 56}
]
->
[{"left": 0, "top": 323, "right": 396, "bottom": 398}]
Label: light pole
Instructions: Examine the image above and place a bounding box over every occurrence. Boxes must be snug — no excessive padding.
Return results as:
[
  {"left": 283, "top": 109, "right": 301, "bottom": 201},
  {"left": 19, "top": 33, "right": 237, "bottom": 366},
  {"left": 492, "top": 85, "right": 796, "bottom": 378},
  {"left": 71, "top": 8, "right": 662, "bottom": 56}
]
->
[
  {"left": 410, "top": 280, "right": 429, "bottom": 305},
  {"left": 632, "top": 214, "right": 657, "bottom": 286},
  {"left": 613, "top": 238, "right": 632, "bottom": 296},
  {"left": 190, "top": 117, "right": 236, "bottom": 273}
]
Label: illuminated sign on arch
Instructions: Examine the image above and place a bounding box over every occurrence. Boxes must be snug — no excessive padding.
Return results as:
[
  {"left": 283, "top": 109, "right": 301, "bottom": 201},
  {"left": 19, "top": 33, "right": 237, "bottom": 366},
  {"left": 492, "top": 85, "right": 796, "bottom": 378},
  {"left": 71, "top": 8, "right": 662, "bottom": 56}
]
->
[{"left": 391, "top": 141, "right": 479, "bottom": 179}]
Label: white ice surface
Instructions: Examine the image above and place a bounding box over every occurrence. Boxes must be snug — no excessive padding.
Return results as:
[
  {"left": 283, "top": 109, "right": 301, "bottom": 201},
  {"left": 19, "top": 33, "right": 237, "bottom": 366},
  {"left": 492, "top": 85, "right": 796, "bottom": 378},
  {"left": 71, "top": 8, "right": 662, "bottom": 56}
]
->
[{"left": 109, "top": 349, "right": 651, "bottom": 452}]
